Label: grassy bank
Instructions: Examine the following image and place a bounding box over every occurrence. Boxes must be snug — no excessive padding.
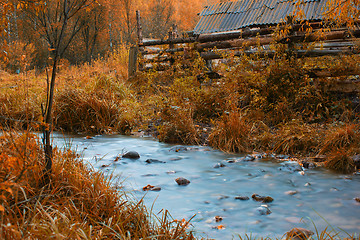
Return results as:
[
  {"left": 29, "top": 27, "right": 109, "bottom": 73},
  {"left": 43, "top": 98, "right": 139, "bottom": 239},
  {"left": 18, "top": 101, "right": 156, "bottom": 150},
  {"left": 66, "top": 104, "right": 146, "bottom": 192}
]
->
[
  {"left": 0, "top": 45, "right": 360, "bottom": 173},
  {"left": 0, "top": 131, "right": 195, "bottom": 239}
]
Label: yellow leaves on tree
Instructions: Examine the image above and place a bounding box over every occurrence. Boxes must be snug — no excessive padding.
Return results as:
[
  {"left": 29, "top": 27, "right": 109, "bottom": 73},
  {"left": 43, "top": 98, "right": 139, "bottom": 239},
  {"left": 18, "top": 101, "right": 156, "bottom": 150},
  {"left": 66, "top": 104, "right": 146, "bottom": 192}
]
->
[{"left": 325, "top": 0, "right": 360, "bottom": 27}]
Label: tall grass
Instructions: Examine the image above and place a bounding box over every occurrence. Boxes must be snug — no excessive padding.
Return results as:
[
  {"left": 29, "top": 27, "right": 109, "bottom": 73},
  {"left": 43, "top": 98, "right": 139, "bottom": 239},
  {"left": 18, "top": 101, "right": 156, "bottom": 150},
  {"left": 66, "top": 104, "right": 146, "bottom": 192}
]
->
[{"left": 0, "top": 131, "right": 195, "bottom": 239}]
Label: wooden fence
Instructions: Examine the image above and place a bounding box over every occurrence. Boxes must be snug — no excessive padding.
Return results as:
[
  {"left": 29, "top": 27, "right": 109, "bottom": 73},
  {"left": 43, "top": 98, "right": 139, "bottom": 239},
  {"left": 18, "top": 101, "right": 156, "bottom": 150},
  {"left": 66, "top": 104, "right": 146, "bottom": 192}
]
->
[{"left": 129, "top": 11, "right": 360, "bottom": 81}]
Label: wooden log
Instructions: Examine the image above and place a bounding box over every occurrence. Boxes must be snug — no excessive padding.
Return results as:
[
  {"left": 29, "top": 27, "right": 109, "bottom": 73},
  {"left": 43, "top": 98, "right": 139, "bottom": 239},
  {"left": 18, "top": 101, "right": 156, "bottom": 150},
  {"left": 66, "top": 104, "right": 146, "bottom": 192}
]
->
[
  {"left": 140, "top": 37, "right": 196, "bottom": 46},
  {"left": 279, "top": 29, "right": 360, "bottom": 44},
  {"left": 200, "top": 48, "right": 360, "bottom": 60},
  {"left": 197, "top": 28, "right": 273, "bottom": 43},
  {"left": 197, "top": 22, "right": 326, "bottom": 43},
  {"left": 136, "top": 10, "right": 143, "bottom": 44},
  {"left": 142, "top": 47, "right": 186, "bottom": 55},
  {"left": 197, "top": 36, "right": 273, "bottom": 51},
  {"left": 197, "top": 29, "right": 360, "bottom": 52},
  {"left": 128, "top": 46, "right": 138, "bottom": 77}
]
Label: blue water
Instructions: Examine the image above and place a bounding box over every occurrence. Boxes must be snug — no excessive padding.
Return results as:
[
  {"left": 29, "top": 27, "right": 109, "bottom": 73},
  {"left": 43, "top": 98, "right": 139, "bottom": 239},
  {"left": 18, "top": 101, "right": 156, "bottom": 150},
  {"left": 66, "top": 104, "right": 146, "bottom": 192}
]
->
[{"left": 53, "top": 133, "right": 360, "bottom": 239}]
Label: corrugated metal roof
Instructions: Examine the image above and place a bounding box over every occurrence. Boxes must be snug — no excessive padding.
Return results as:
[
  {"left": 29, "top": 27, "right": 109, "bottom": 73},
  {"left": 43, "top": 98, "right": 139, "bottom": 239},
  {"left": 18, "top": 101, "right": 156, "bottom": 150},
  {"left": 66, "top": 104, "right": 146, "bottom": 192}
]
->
[{"left": 193, "top": 0, "right": 330, "bottom": 34}]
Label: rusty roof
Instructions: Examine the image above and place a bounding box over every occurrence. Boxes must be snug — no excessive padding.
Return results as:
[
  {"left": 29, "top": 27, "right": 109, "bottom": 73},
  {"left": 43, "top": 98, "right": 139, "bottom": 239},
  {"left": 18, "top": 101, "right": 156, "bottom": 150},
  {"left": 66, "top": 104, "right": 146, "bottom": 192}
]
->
[{"left": 193, "top": 0, "right": 329, "bottom": 34}]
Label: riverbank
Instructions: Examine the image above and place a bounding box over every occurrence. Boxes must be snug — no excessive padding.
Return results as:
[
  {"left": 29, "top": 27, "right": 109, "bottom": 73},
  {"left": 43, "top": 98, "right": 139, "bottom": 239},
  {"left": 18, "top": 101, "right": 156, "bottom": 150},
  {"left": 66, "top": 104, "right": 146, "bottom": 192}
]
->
[{"left": 0, "top": 47, "right": 359, "bottom": 174}]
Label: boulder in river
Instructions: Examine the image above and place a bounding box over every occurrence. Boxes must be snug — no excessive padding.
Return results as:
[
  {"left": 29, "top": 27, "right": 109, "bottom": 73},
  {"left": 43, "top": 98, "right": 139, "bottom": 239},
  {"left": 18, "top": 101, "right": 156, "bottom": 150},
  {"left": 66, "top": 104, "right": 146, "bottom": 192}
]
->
[
  {"left": 145, "top": 159, "right": 166, "bottom": 164},
  {"left": 175, "top": 177, "right": 190, "bottom": 186},
  {"left": 169, "top": 146, "right": 188, "bottom": 152},
  {"left": 213, "top": 162, "right": 226, "bottom": 168},
  {"left": 122, "top": 151, "right": 140, "bottom": 159},
  {"left": 278, "top": 162, "right": 302, "bottom": 172},
  {"left": 256, "top": 205, "right": 271, "bottom": 215},
  {"left": 301, "top": 160, "right": 316, "bottom": 169},
  {"left": 252, "top": 194, "right": 273, "bottom": 203},
  {"left": 286, "top": 227, "right": 314, "bottom": 240},
  {"left": 142, "top": 184, "right": 161, "bottom": 191},
  {"left": 235, "top": 196, "right": 249, "bottom": 200},
  {"left": 285, "top": 190, "right": 298, "bottom": 195}
]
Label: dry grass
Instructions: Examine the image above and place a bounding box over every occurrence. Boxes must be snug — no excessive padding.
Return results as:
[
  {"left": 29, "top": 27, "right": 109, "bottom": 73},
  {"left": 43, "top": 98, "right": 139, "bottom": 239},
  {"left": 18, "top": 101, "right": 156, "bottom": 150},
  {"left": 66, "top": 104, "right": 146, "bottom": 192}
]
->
[
  {"left": 265, "top": 120, "right": 323, "bottom": 155},
  {"left": 54, "top": 75, "right": 139, "bottom": 134},
  {"left": 324, "top": 148, "right": 356, "bottom": 173},
  {"left": 0, "top": 131, "right": 195, "bottom": 239},
  {"left": 208, "top": 111, "right": 252, "bottom": 153},
  {"left": 319, "top": 123, "right": 360, "bottom": 155}
]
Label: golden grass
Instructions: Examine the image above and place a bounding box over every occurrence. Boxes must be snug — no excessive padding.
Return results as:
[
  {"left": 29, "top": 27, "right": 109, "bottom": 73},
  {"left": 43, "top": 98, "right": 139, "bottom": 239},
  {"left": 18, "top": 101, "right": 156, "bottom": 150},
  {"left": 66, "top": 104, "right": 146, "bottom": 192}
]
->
[
  {"left": 324, "top": 148, "right": 356, "bottom": 173},
  {"left": 0, "top": 131, "right": 195, "bottom": 239},
  {"left": 208, "top": 111, "right": 251, "bottom": 153}
]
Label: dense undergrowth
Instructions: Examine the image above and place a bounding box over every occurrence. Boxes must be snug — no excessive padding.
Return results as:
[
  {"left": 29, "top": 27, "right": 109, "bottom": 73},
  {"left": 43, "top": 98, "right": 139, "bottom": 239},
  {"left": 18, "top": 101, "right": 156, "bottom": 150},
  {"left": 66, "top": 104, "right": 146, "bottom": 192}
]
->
[
  {"left": 0, "top": 43, "right": 360, "bottom": 175},
  {"left": 0, "top": 132, "right": 195, "bottom": 239}
]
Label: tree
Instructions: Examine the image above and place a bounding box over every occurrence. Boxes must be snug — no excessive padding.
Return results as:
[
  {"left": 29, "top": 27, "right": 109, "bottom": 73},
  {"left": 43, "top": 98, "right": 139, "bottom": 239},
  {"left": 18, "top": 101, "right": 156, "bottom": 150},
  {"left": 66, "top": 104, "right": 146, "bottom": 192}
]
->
[{"left": 25, "top": 0, "right": 96, "bottom": 181}]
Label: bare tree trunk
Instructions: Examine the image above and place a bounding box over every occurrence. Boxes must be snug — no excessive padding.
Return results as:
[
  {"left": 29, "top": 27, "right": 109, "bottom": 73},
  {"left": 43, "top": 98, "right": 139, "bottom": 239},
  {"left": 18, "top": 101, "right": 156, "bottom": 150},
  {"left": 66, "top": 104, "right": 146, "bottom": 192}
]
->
[{"left": 43, "top": 0, "right": 69, "bottom": 183}]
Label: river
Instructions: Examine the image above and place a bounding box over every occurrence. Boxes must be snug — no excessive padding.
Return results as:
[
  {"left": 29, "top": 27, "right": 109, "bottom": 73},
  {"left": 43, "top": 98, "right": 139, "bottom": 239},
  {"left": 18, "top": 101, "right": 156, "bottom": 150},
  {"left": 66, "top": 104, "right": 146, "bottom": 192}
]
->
[{"left": 53, "top": 133, "right": 360, "bottom": 239}]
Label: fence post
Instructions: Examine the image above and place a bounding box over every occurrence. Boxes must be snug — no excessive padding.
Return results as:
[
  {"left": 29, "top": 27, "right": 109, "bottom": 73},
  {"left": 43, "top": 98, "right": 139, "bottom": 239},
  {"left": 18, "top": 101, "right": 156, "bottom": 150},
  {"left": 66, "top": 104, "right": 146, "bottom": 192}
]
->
[{"left": 128, "top": 46, "right": 138, "bottom": 78}]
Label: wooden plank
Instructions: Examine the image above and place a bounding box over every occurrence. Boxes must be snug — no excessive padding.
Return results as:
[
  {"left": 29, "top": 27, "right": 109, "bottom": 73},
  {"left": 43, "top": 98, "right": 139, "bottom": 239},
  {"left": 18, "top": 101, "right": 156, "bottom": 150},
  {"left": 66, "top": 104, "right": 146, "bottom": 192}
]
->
[
  {"left": 141, "top": 37, "right": 196, "bottom": 46},
  {"left": 128, "top": 46, "right": 138, "bottom": 77},
  {"left": 136, "top": 10, "right": 143, "bottom": 44}
]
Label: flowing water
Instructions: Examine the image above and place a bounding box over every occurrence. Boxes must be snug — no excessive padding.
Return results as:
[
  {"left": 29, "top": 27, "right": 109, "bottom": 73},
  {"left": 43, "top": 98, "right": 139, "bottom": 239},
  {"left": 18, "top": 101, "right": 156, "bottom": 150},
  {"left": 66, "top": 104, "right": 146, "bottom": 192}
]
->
[{"left": 53, "top": 133, "right": 360, "bottom": 239}]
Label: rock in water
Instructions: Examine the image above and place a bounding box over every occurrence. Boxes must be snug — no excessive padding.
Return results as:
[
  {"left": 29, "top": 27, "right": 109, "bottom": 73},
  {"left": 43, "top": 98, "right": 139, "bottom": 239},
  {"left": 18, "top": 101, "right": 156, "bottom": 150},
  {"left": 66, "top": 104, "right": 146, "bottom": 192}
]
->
[
  {"left": 252, "top": 194, "right": 274, "bottom": 203},
  {"left": 175, "top": 177, "right": 190, "bottom": 186},
  {"left": 286, "top": 228, "right": 314, "bottom": 240},
  {"left": 145, "top": 159, "right": 165, "bottom": 164},
  {"left": 235, "top": 196, "right": 250, "bottom": 200},
  {"left": 213, "top": 162, "right": 226, "bottom": 168},
  {"left": 142, "top": 184, "right": 161, "bottom": 191},
  {"left": 256, "top": 205, "right": 271, "bottom": 215},
  {"left": 122, "top": 151, "right": 140, "bottom": 159}
]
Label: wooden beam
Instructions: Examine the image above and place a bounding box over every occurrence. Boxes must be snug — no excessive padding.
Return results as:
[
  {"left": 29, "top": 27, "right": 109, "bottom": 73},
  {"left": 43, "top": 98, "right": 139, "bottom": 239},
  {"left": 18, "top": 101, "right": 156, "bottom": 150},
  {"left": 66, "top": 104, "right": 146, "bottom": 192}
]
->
[
  {"left": 140, "top": 37, "right": 196, "bottom": 46},
  {"left": 197, "top": 35, "right": 273, "bottom": 51},
  {"left": 200, "top": 48, "right": 360, "bottom": 60},
  {"left": 136, "top": 10, "right": 143, "bottom": 44}
]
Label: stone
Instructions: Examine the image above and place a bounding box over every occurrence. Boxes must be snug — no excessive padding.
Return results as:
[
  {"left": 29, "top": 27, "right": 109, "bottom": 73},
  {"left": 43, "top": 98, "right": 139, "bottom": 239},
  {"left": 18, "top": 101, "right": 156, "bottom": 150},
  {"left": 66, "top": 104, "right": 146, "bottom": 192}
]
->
[
  {"left": 243, "top": 155, "right": 255, "bottom": 161},
  {"left": 218, "top": 195, "right": 229, "bottom": 200},
  {"left": 169, "top": 146, "right": 188, "bottom": 152},
  {"left": 262, "top": 196, "right": 274, "bottom": 203},
  {"left": 122, "top": 151, "right": 140, "bottom": 159},
  {"left": 141, "top": 174, "right": 158, "bottom": 177},
  {"left": 285, "top": 190, "right": 298, "bottom": 195},
  {"left": 278, "top": 162, "right": 302, "bottom": 172},
  {"left": 142, "top": 184, "right": 161, "bottom": 191},
  {"left": 175, "top": 177, "right": 190, "bottom": 186},
  {"left": 235, "top": 196, "right": 250, "bottom": 200},
  {"left": 252, "top": 194, "right": 273, "bottom": 203},
  {"left": 276, "top": 154, "right": 290, "bottom": 159},
  {"left": 145, "top": 159, "right": 165, "bottom": 164},
  {"left": 286, "top": 228, "right": 314, "bottom": 240},
  {"left": 213, "top": 162, "right": 226, "bottom": 168},
  {"left": 354, "top": 197, "right": 360, "bottom": 203},
  {"left": 301, "top": 160, "right": 316, "bottom": 169},
  {"left": 256, "top": 205, "right": 271, "bottom": 215}
]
